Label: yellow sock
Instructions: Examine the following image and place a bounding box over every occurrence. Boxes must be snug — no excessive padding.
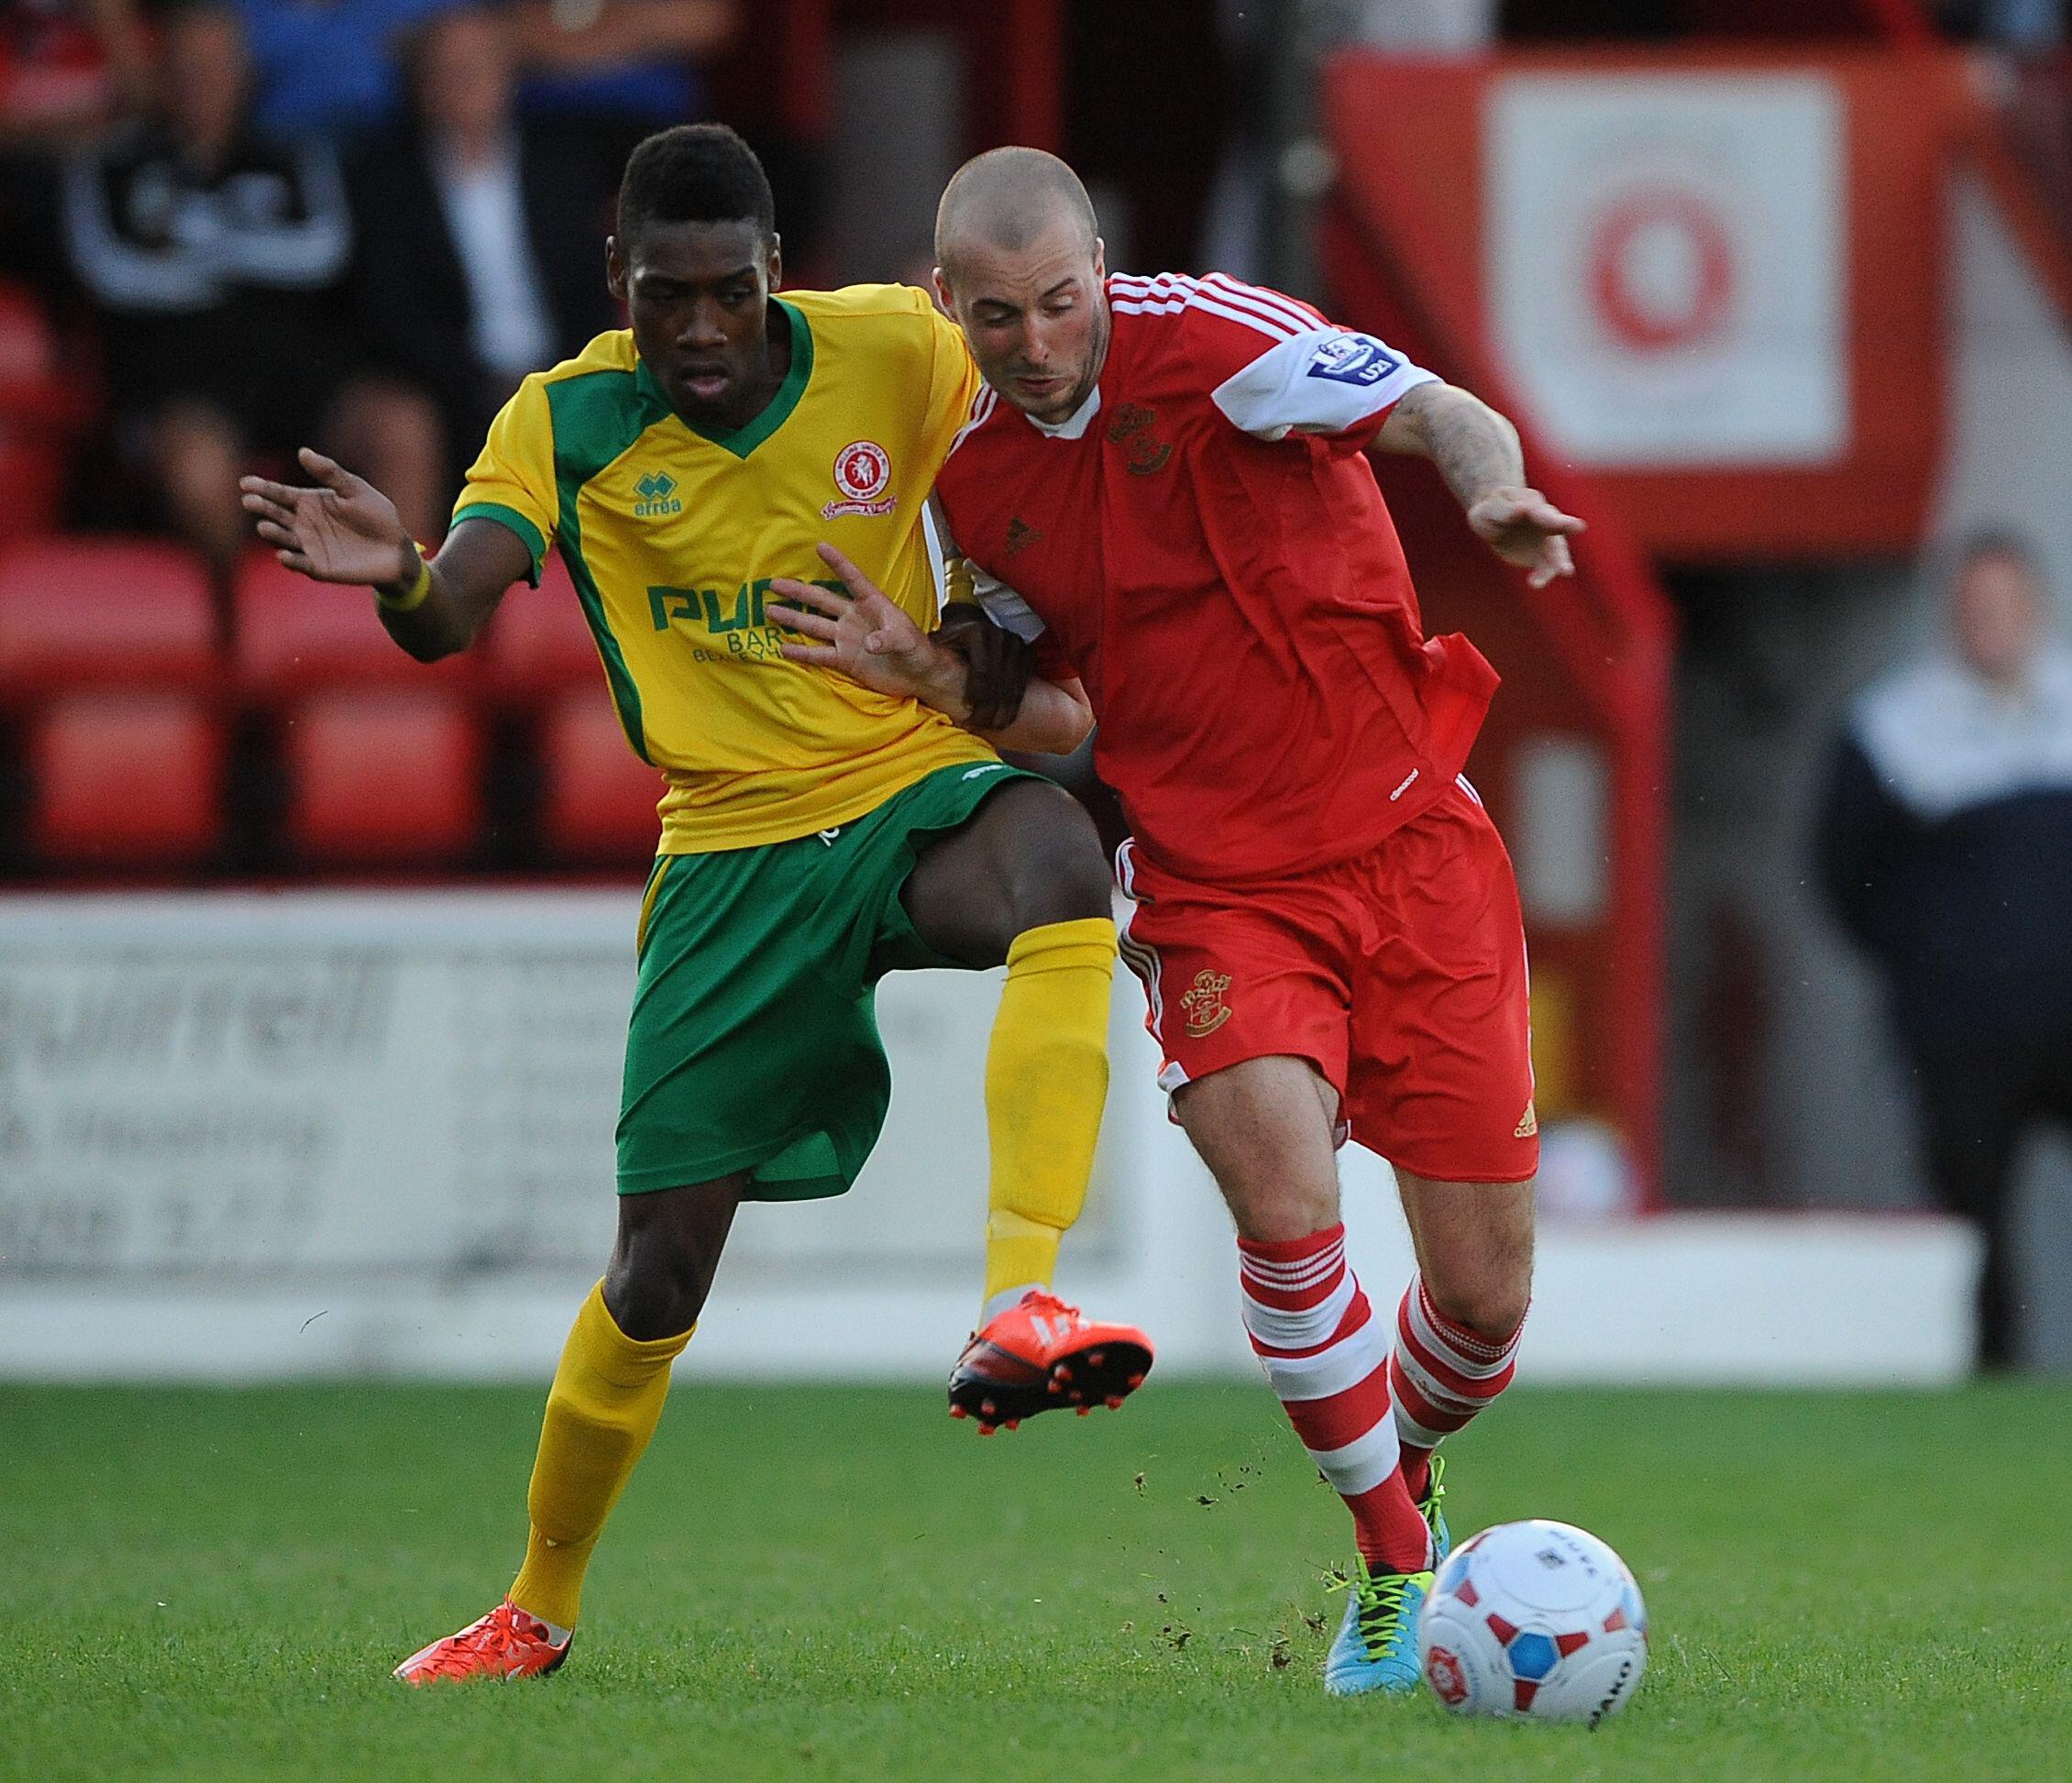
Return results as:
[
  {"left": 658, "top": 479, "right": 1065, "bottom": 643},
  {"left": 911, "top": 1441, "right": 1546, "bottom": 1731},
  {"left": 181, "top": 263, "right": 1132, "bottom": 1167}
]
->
[
  {"left": 509, "top": 1281, "right": 691, "bottom": 1630},
  {"left": 982, "top": 917, "right": 1117, "bottom": 1312}
]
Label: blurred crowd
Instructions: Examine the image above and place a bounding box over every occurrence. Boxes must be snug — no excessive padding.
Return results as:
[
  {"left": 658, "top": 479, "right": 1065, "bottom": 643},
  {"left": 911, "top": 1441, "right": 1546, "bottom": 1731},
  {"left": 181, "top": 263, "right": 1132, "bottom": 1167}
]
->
[
  {"left": 6, "top": 0, "right": 2069, "bottom": 622},
  {"left": 0, "top": 0, "right": 742, "bottom": 612}
]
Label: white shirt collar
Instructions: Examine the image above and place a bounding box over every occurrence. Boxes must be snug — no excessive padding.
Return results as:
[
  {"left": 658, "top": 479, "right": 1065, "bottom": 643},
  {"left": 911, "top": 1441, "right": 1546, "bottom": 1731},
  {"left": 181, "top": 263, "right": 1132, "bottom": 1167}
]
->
[{"left": 1027, "top": 382, "right": 1102, "bottom": 440}]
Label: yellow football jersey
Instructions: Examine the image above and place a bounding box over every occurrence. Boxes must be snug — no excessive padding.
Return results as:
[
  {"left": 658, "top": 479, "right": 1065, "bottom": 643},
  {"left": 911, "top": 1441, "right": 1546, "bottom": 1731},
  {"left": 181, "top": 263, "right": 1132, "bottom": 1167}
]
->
[{"left": 454, "top": 284, "right": 996, "bottom": 854}]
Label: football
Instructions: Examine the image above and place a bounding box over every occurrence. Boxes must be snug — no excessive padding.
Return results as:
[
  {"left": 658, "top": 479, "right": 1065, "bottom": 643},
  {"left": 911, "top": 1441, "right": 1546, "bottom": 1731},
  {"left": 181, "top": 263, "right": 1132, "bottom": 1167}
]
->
[{"left": 1417, "top": 1519, "right": 1648, "bottom": 1725}]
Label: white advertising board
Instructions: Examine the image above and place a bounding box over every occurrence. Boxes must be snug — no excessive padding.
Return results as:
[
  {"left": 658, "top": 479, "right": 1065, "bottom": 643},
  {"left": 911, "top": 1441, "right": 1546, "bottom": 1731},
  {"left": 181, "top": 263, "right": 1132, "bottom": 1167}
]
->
[
  {"left": 0, "top": 893, "right": 1975, "bottom": 1384},
  {"left": 1486, "top": 72, "right": 1848, "bottom": 467},
  {"left": 0, "top": 890, "right": 1136, "bottom": 1285}
]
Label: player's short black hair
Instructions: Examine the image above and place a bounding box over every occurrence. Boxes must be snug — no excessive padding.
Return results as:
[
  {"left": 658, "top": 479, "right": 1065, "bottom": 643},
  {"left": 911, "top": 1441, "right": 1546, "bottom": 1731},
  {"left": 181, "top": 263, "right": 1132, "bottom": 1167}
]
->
[{"left": 616, "top": 124, "right": 776, "bottom": 248}]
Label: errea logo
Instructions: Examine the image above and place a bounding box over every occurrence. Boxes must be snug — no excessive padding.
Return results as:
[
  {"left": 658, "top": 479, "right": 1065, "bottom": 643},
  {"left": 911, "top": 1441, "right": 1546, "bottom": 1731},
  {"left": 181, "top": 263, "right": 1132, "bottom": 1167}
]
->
[{"left": 634, "top": 471, "right": 682, "bottom": 518}]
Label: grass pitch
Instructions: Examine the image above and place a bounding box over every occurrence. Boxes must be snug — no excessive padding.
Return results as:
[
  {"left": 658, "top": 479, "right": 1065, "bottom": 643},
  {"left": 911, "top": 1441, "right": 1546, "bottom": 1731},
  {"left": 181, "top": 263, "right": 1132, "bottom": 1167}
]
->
[{"left": 3, "top": 1380, "right": 2066, "bottom": 1781}]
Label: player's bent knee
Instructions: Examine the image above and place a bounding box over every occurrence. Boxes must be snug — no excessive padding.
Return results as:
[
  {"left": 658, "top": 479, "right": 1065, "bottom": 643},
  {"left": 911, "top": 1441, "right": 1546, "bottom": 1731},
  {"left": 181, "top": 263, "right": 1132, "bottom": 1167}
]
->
[
  {"left": 1031, "top": 857, "right": 1116, "bottom": 928},
  {"left": 604, "top": 1263, "right": 706, "bottom": 1342},
  {"left": 604, "top": 1229, "right": 718, "bottom": 1341},
  {"left": 1224, "top": 1187, "right": 1343, "bottom": 1246},
  {"left": 1425, "top": 1271, "right": 1530, "bottom": 1343},
  {"left": 995, "top": 782, "right": 1111, "bottom": 927}
]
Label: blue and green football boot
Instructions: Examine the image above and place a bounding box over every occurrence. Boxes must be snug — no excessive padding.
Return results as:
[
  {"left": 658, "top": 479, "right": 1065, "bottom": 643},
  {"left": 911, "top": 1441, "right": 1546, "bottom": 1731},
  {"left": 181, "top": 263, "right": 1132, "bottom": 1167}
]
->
[{"left": 1323, "top": 1560, "right": 1434, "bottom": 1697}]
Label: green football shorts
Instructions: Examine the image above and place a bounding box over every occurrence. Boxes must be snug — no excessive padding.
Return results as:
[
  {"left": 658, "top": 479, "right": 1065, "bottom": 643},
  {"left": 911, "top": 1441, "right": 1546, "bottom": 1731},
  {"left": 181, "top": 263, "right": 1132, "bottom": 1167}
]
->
[{"left": 615, "top": 758, "right": 1042, "bottom": 1199}]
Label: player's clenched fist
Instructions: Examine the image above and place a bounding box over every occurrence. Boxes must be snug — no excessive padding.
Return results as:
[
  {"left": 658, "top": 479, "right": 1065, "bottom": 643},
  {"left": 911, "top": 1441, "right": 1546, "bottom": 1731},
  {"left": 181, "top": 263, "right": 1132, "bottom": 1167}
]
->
[
  {"left": 1465, "top": 486, "right": 1585, "bottom": 589},
  {"left": 239, "top": 446, "right": 417, "bottom": 589}
]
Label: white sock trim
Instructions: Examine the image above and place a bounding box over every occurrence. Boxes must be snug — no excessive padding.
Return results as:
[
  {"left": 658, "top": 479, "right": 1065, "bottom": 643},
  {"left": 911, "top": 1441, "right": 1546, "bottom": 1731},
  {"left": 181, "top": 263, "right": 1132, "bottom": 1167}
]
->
[
  {"left": 509, "top": 1602, "right": 574, "bottom": 1646},
  {"left": 1407, "top": 1282, "right": 1522, "bottom": 1375},
  {"left": 1239, "top": 1271, "right": 1358, "bottom": 1351},
  {"left": 1256, "top": 1314, "right": 1390, "bottom": 1402},
  {"left": 1391, "top": 1398, "right": 1451, "bottom": 1449},
  {"left": 1391, "top": 1341, "right": 1482, "bottom": 1419},
  {"left": 1306, "top": 1417, "right": 1402, "bottom": 1499},
  {"left": 981, "top": 1283, "right": 1042, "bottom": 1325}
]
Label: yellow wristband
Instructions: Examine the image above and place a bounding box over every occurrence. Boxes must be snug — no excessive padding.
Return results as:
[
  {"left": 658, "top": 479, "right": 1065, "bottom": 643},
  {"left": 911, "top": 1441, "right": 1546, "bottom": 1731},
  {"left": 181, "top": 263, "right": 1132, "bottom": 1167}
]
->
[{"left": 376, "top": 549, "right": 433, "bottom": 613}]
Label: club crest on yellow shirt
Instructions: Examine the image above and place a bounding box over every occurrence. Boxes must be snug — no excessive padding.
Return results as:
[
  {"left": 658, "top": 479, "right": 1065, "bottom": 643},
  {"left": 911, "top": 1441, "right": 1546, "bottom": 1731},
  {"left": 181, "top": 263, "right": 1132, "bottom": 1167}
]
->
[{"left": 824, "top": 439, "right": 898, "bottom": 520}]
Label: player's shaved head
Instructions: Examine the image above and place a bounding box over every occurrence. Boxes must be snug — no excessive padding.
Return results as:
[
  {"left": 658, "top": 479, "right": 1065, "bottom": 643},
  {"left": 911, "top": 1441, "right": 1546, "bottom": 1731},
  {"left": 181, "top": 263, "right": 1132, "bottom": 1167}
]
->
[
  {"left": 933, "top": 149, "right": 1110, "bottom": 426},
  {"left": 934, "top": 147, "right": 1098, "bottom": 276}
]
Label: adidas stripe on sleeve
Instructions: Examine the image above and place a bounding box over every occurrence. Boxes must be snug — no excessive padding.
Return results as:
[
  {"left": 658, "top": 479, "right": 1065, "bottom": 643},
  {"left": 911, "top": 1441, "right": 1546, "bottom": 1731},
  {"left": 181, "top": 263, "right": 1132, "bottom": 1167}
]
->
[{"left": 1112, "top": 271, "right": 1437, "bottom": 443}]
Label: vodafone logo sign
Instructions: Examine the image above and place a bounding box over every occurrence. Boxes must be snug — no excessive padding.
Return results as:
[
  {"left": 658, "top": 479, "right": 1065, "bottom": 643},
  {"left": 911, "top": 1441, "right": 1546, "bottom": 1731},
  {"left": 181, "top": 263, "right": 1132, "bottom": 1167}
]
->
[
  {"left": 823, "top": 439, "right": 897, "bottom": 519},
  {"left": 1588, "top": 188, "right": 1734, "bottom": 352}
]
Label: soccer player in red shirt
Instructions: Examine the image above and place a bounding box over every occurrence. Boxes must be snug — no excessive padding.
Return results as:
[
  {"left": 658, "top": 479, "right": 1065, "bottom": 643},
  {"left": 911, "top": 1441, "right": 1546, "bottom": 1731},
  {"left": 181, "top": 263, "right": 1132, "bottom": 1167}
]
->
[{"left": 770, "top": 149, "right": 1584, "bottom": 1698}]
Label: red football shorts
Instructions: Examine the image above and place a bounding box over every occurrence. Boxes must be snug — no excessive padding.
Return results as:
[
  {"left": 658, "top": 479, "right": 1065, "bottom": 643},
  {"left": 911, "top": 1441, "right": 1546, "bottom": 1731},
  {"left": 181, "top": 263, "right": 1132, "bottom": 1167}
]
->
[{"left": 1115, "top": 777, "right": 1537, "bottom": 1183}]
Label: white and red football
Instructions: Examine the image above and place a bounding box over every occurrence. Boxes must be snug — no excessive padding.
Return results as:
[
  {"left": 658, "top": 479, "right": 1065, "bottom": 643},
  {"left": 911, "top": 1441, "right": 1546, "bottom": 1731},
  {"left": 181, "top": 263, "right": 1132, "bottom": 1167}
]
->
[{"left": 1418, "top": 1519, "right": 1648, "bottom": 1725}]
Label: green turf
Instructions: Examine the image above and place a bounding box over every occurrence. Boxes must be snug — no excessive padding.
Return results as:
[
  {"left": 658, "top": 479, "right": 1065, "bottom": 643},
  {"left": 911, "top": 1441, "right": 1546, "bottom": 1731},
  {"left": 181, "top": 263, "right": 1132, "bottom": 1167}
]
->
[{"left": 2, "top": 1381, "right": 2066, "bottom": 1781}]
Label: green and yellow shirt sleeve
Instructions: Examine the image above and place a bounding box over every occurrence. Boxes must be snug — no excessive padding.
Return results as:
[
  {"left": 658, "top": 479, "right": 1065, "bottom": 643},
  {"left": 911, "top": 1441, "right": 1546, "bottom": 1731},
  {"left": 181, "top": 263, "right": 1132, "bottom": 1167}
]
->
[{"left": 452, "top": 374, "right": 557, "bottom": 586}]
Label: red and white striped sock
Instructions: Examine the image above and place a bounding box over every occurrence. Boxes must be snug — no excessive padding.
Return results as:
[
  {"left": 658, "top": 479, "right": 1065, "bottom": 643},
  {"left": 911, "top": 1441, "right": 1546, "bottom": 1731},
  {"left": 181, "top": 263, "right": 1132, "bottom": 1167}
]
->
[
  {"left": 1238, "top": 1224, "right": 1432, "bottom": 1573},
  {"left": 1389, "top": 1273, "right": 1526, "bottom": 1500}
]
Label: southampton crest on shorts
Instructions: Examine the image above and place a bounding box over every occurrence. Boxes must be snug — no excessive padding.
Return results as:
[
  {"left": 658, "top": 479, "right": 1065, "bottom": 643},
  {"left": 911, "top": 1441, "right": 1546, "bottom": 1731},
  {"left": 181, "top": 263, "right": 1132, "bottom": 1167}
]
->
[
  {"left": 823, "top": 439, "right": 898, "bottom": 519},
  {"left": 1180, "top": 968, "right": 1233, "bottom": 1038}
]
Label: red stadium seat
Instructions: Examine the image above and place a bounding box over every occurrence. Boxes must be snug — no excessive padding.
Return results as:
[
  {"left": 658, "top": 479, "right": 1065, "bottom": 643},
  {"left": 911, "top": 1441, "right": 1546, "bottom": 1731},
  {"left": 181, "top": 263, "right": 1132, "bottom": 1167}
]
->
[
  {"left": 0, "top": 424, "right": 72, "bottom": 545},
  {"left": 0, "top": 537, "right": 217, "bottom": 699},
  {"left": 536, "top": 689, "right": 664, "bottom": 865},
  {"left": 0, "top": 283, "right": 90, "bottom": 542},
  {"left": 282, "top": 688, "right": 483, "bottom": 866},
  {"left": 28, "top": 692, "right": 225, "bottom": 868},
  {"left": 234, "top": 548, "right": 473, "bottom": 698},
  {"left": 482, "top": 553, "right": 604, "bottom": 699},
  {"left": 0, "top": 281, "right": 56, "bottom": 387}
]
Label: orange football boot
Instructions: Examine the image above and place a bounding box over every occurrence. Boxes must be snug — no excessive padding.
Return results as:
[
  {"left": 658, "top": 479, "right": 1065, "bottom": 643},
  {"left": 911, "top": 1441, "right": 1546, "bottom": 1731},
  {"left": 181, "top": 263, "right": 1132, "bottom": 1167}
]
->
[
  {"left": 393, "top": 1600, "right": 571, "bottom": 1685},
  {"left": 948, "top": 1290, "right": 1152, "bottom": 1435}
]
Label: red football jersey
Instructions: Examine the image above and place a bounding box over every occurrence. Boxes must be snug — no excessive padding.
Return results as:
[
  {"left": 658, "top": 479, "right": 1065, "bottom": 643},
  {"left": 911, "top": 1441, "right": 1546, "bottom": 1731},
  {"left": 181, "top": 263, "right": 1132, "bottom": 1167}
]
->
[{"left": 932, "top": 271, "right": 1499, "bottom": 885}]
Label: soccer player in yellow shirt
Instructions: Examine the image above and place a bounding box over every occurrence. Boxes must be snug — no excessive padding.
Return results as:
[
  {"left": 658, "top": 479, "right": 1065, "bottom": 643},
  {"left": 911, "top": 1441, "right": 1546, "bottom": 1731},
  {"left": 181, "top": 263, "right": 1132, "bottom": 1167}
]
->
[{"left": 239, "top": 125, "right": 1151, "bottom": 1684}]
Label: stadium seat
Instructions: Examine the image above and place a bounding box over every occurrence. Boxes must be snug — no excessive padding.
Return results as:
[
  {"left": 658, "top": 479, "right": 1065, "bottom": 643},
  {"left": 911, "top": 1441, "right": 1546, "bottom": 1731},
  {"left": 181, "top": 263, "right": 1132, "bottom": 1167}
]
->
[
  {"left": 234, "top": 548, "right": 473, "bottom": 698},
  {"left": 0, "top": 282, "right": 89, "bottom": 541},
  {"left": 0, "top": 281, "right": 54, "bottom": 387},
  {"left": 0, "top": 537, "right": 217, "bottom": 699},
  {"left": 481, "top": 553, "right": 604, "bottom": 699},
  {"left": 281, "top": 688, "right": 484, "bottom": 866},
  {"left": 536, "top": 689, "right": 664, "bottom": 865},
  {"left": 28, "top": 692, "right": 225, "bottom": 868},
  {"left": 0, "top": 424, "right": 72, "bottom": 545}
]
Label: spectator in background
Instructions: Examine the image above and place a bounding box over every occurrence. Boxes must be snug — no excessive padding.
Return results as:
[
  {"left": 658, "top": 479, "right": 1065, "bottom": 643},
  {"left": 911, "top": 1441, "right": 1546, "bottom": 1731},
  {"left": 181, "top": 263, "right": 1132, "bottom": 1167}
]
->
[
  {"left": 1, "top": 0, "right": 147, "bottom": 147},
  {"left": 1936, "top": 1, "right": 2065, "bottom": 51},
  {"left": 348, "top": 5, "right": 616, "bottom": 486},
  {"left": 231, "top": 0, "right": 459, "bottom": 145},
  {"left": 0, "top": 0, "right": 150, "bottom": 292},
  {"left": 1815, "top": 534, "right": 2072, "bottom": 1369},
  {"left": 61, "top": 0, "right": 440, "bottom": 596},
  {"left": 512, "top": 0, "right": 734, "bottom": 196}
]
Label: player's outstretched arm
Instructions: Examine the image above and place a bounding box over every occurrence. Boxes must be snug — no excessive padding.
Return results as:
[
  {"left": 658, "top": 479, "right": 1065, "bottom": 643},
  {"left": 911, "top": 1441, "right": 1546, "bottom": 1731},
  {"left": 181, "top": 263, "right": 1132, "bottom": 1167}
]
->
[
  {"left": 1372, "top": 381, "right": 1585, "bottom": 589},
  {"left": 239, "top": 447, "right": 530, "bottom": 661},
  {"left": 768, "top": 544, "right": 1094, "bottom": 754}
]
